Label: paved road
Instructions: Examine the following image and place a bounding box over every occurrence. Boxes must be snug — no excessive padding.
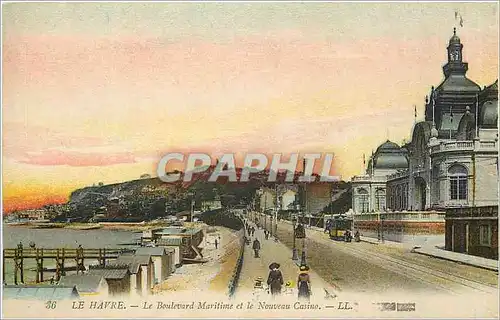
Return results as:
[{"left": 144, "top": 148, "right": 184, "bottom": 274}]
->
[
  {"left": 236, "top": 222, "right": 338, "bottom": 300},
  {"left": 269, "top": 218, "right": 498, "bottom": 295}
]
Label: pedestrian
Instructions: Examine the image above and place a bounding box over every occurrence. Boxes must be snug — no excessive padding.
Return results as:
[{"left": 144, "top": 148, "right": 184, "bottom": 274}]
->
[
  {"left": 267, "top": 262, "right": 284, "bottom": 296},
  {"left": 354, "top": 230, "right": 360, "bottom": 242},
  {"left": 214, "top": 238, "right": 218, "bottom": 249},
  {"left": 297, "top": 265, "right": 311, "bottom": 301},
  {"left": 265, "top": 230, "right": 269, "bottom": 240},
  {"left": 252, "top": 238, "right": 261, "bottom": 258}
]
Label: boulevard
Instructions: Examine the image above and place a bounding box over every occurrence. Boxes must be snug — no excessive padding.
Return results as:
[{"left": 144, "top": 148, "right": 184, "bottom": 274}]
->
[{"left": 235, "top": 212, "right": 498, "bottom": 298}]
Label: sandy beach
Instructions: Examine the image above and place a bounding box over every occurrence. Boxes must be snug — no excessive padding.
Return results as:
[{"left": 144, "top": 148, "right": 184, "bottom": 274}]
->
[{"left": 152, "top": 226, "right": 243, "bottom": 296}]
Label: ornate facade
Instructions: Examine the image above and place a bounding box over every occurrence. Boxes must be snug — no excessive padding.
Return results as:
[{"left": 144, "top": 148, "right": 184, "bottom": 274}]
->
[{"left": 352, "top": 29, "right": 498, "bottom": 215}]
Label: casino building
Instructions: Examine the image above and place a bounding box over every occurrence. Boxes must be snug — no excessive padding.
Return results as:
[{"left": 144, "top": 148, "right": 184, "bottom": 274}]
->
[{"left": 350, "top": 29, "right": 498, "bottom": 256}]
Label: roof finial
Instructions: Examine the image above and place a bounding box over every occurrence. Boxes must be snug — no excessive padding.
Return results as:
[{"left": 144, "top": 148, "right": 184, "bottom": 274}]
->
[{"left": 453, "top": 27, "right": 456, "bottom": 35}]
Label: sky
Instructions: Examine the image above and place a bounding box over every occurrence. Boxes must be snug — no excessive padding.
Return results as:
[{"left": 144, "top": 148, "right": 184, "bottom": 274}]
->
[{"left": 2, "top": 2, "right": 499, "bottom": 212}]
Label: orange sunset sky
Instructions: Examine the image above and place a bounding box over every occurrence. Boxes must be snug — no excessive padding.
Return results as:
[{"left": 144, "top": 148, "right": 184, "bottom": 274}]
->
[{"left": 2, "top": 2, "right": 499, "bottom": 213}]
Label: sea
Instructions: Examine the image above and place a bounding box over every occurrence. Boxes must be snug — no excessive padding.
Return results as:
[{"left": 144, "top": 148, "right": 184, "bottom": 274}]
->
[{"left": 2, "top": 225, "right": 137, "bottom": 284}]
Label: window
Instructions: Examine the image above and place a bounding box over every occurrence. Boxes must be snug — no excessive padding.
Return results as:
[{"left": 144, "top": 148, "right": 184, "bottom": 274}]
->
[
  {"left": 479, "top": 225, "right": 491, "bottom": 246},
  {"left": 448, "top": 164, "right": 468, "bottom": 200},
  {"left": 357, "top": 188, "right": 369, "bottom": 213},
  {"left": 375, "top": 189, "right": 385, "bottom": 211}
]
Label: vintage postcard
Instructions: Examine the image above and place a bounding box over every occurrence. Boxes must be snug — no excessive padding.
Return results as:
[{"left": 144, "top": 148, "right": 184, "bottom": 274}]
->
[{"left": 1, "top": 1, "right": 498, "bottom": 319}]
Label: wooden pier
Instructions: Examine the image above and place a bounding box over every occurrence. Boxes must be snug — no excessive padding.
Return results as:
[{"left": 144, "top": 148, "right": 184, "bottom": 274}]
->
[{"left": 3, "top": 244, "right": 135, "bottom": 284}]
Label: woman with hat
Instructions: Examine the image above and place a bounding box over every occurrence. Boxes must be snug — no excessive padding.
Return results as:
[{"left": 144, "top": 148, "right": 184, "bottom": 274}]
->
[
  {"left": 267, "top": 262, "right": 284, "bottom": 296},
  {"left": 297, "top": 265, "right": 311, "bottom": 301}
]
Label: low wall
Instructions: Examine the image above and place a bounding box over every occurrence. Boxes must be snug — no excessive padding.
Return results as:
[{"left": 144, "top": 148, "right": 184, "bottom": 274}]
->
[{"left": 227, "top": 227, "right": 245, "bottom": 298}]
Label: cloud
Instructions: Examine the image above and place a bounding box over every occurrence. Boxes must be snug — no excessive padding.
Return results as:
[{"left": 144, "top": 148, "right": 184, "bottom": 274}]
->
[{"left": 19, "top": 149, "right": 136, "bottom": 167}]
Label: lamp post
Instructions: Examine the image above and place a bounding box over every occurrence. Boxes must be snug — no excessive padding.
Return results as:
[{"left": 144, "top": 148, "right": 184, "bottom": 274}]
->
[
  {"left": 256, "top": 189, "right": 263, "bottom": 225},
  {"left": 188, "top": 191, "right": 195, "bottom": 223},
  {"left": 381, "top": 214, "right": 385, "bottom": 243},
  {"left": 291, "top": 214, "right": 299, "bottom": 260},
  {"left": 300, "top": 183, "right": 307, "bottom": 266},
  {"left": 277, "top": 194, "right": 282, "bottom": 237}
]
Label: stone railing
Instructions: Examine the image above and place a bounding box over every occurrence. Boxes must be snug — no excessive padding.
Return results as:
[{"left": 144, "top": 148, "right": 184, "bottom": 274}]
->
[
  {"left": 351, "top": 175, "right": 386, "bottom": 183},
  {"left": 387, "top": 170, "right": 409, "bottom": 180},
  {"left": 431, "top": 141, "right": 474, "bottom": 153},
  {"left": 431, "top": 140, "right": 497, "bottom": 154},
  {"left": 353, "top": 211, "right": 445, "bottom": 222}
]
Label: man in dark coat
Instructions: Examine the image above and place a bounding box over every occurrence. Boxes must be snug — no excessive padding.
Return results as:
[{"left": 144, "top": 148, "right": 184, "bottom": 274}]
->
[
  {"left": 252, "top": 238, "right": 261, "bottom": 257},
  {"left": 267, "top": 262, "right": 284, "bottom": 296}
]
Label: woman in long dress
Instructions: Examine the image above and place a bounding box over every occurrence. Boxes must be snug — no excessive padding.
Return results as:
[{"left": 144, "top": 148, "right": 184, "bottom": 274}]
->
[
  {"left": 267, "top": 262, "right": 284, "bottom": 296},
  {"left": 297, "top": 265, "right": 311, "bottom": 301}
]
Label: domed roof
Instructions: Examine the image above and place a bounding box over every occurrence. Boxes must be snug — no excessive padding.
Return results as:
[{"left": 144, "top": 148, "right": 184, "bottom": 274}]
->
[
  {"left": 479, "top": 100, "right": 498, "bottom": 128},
  {"left": 377, "top": 140, "right": 400, "bottom": 151},
  {"left": 369, "top": 140, "right": 408, "bottom": 170},
  {"left": 436, "top": 75, "right": 481, "bottom": 92},
  {"left": 449, "top": 28, "right": 461, "bottom": 45}
]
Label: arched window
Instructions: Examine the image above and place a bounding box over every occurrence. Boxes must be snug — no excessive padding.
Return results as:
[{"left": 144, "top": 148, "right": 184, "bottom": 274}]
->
[
  {"left": 449, "top": 164, "right": 468, "bottom": 200},
  {"left": 375, "top": 188, "right": 386, "bottom": 211},
  {"left": 357, "top": 188, "right": 369, "bottom": 213}
]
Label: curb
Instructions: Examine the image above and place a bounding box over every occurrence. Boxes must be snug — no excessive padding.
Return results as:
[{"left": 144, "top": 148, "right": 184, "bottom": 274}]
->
[{"left": 411, "top": 248, "right": 499, "bottom": 272}]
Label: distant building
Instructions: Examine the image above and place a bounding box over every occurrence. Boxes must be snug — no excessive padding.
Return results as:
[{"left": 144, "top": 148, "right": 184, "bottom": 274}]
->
[
  {"left": 280, "top": 189, "right": 297, "bottom": 211},
  {"left": 58, "top": 275, "right": 108, "bottom": 298},
  {"left": 201, "top": 199, "right": 222, "bottom": 212},
  {"left": 3, "top": 285, "right": 80, "bottom": 300},
  {"left": 258, "top": 187, "right": 276, "bottom": 212},
  {"left": 15, "top": 209, "right": 47, "bottom": 222}
]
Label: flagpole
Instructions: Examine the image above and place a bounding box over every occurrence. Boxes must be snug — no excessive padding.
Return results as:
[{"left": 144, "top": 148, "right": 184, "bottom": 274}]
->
[
  {"left": 432, "top": 97, "right": 436, "bottom": 127},
  {"left": 475, "top": 93, "right": 479, "bottom": 138}
]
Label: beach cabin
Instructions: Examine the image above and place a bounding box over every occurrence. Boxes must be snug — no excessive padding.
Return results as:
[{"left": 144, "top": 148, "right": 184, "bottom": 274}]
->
[
  {"left": 3, "top": 285, "right": 80, "bottom": 300},
  {"left": 135, "top": 247, "right": 173, "bottom": 284},
  {"left": 153, "top": 227, "right": 205, "bottom": 262},
  {"left": 87, "top": 265, "right": 131, "bottom": 296},
  {"left": 156, "top": 238, "right": 182, "bottom": 268},
  {"left": 115, "top": 254, "right": 154, "bottom": 296},
  {"left": 58, "top": 275, "right": 108, "bottom": 298}
]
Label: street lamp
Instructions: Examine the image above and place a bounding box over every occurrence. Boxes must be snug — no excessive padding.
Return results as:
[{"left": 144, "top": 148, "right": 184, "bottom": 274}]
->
[
  {"left": 188, "top": 191, "right": 195, "bottom": 223},
  {"left": 277, "top": 194, "right": 282, "bottom": 237},
  {"left": 381, "top": 214, "right": 385, "bottom": 243},
  {"left": 291, "top": 214, "right": 299, "bottom": 260},
  {"left": 300, "top": 183, "right": 307, "bottom": 266}
]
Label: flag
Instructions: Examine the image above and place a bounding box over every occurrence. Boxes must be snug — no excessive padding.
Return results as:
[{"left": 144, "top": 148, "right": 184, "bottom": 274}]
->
[
  {"left": 459, "top": 15, "right": 464, "bottom": 27},
  {"left": 455, "top": 11, "right": 458, "bottom": 20}
]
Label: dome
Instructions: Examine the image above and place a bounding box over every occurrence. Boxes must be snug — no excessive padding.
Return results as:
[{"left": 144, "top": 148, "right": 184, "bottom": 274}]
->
[
  {"left": 479, "top": 100, "right": 498, "bottom": 128},
  {"left": 370, "top": 140, "right": 408, "bottom": 170},
  {"left": 436, "top": 74, "right": 481, "bottom": 92},
  {"left": 449, "top": 28, "right": 461, "bottom": 45},
  {"left": 377, "top": 141, "right": 400, "bottom": 151}
]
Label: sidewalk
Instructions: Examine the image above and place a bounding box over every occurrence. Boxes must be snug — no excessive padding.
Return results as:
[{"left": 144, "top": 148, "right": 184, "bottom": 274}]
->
[
  {"left": 238, "top": 220, "right": 340, "bottom": 299},
  {"left": 279, "top": 218, "right": 498, "bottom": 272},
  {"left": 411, "top": 246, "right": 499, "bottom": 272}
]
